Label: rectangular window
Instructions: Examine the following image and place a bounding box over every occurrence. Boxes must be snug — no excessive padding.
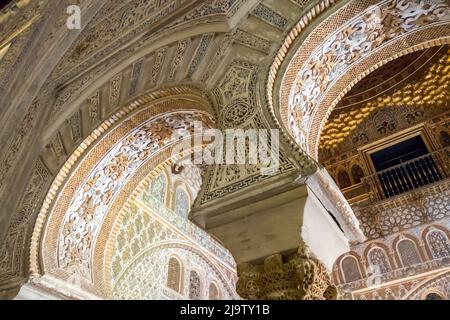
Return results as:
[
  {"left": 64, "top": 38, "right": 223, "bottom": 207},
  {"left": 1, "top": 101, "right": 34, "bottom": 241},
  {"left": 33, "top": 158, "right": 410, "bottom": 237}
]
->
[{"left": 370, "top": 136, "right": 442, "bottom": 198}]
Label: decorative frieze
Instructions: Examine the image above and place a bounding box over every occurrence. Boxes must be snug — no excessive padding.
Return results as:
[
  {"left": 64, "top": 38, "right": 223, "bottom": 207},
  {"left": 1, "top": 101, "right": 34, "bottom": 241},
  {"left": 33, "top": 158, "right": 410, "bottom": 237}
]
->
[
  {"left": 251, "top": 4, "right": 288, "bottom": 30},
  {"left": 237, "top": 244, "right": 337, "bottom": 300},
  {"left": 186, "top": 34, "right": 213, "bottom": 79}
]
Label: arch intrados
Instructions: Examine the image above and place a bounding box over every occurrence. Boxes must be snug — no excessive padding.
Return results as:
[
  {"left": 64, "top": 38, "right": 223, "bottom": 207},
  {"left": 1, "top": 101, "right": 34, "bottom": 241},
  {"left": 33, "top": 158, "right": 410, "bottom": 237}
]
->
[{"left": 30, "top": 87, "right": 215, "bottom": 296}]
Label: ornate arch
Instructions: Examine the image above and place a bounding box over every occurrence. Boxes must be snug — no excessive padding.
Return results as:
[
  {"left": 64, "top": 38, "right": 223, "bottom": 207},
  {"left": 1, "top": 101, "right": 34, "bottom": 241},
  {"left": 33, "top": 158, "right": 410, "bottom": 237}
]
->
[
  {"left": 393, "top": 235, "right": 423, "bottom": 268},
  {"left": 422, "top": 225, "right": 450, "bottom": 260},
  {"left": 366, "top": 245, "right": 394, "bottom": 273},
  {"left": 364, "top": 242, "right": 394, "bottom": 274},
  {"left": 144, "top": 170, "right": 170, "bottom": 207},
  {"left": 334, "top": 250, "right": 366, "bottom": 284},
  {"left": 29, "top": 87, "right": 216, "bottom": 297},
  {"left": 166, "top": 255, "right": 184, "bottom": 294},
  {"left": 402, "top": 269, "right": 450, "bottom": 300},
  {"left": 111, "top": 240, "right": 236, "bottom": 300},
  {"left": 268, "top": 0, "right": 450, "bottom": 158}
]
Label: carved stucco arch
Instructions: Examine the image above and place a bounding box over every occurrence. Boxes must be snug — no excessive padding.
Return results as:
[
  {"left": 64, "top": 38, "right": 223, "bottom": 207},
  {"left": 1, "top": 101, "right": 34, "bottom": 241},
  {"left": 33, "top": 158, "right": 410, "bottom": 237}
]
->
[
  {"left": 401, "top": 269, "right": 450, "bottom": 300},
  {"left": 29, "top": 87, "right": 216, "bottom": 297},
  {"left": 392, "top": 233, "right": 426, "bottom": 267},
  {"left": 268, "top": 0, "right": 450, "bottom": 158},
  {"left": 109, "top": 240, "right": 237, "bottom": 300}
]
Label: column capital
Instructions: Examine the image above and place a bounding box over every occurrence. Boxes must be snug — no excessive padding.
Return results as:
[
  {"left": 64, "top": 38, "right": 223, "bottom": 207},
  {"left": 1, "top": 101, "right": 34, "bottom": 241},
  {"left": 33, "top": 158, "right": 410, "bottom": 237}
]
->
[{"left": 236, "top": 244, "right": 338, "bottom": 300}]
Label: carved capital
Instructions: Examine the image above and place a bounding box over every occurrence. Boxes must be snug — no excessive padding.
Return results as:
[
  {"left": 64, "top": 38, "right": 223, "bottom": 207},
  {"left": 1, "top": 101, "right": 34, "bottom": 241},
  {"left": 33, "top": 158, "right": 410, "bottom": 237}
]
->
[{"left": 236, "top": 244, "right": 337, "bottom": 300}]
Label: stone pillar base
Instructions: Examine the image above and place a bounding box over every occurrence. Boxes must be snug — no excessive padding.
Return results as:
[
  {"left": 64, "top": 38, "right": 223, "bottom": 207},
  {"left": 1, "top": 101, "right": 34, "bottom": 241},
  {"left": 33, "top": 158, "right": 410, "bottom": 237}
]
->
[{"left": 236, "top": 243, "right": 337, "bottom": 300}]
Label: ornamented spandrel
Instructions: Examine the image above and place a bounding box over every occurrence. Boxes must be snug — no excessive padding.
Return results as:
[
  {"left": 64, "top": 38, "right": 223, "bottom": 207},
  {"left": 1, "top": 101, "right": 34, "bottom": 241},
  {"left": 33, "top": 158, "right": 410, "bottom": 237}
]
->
[{"left": 236, "top": 244, "right": 337, "bottom": 300}]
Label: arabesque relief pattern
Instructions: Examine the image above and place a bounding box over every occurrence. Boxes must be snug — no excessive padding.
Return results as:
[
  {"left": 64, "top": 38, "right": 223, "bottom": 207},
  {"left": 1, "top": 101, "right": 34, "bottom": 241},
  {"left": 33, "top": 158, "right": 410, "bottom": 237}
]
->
[
  {"left": 59, "top": 111, "right": 214, "bottom": 280},
  {"left": 282, "top": 0, "right": 450, "bottom": 153},
  {"left": 237, "top": 244, "right": 337, "bottom": 300},
  {"left": 1, "top": 0, "right": 449, "bottom": 300}
]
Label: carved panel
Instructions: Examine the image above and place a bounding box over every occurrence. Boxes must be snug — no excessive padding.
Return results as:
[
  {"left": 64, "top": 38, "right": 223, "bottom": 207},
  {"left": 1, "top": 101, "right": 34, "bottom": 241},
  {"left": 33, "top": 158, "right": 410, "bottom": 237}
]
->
[
  {"left": 233, "top": 29, "right": 271, "bottom": 54},
  {"left": 68, "top": 111, "right": 83, "bottom": 144},
  {"left": 187, "top": 34, "right": 213, "bottom": 79},
  {"left": 149, "top": 47, "right": 167, "bottom": 87},
  {"left": 109, "top": 73, "right": 122, "bottom": 110},
  {"left": 128, "top": 60, "right": 143, "bottom": 97},
  {"left": 251, "top": 4, "right": 288, "bottom": 30},
  {"left": 88, "top": 92, "right": 101, "bottom": 127}
]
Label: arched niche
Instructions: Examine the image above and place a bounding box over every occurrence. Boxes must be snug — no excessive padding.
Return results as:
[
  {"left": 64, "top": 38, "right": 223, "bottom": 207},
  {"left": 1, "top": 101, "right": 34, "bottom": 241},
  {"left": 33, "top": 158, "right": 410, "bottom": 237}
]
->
[
  {"left": 167, "top": 256, "right": 184, "bottom": 294},
  {"left": 423, "top": 226, "right": 450, "bottom": 260},
  {"left": 340, "top": 255, "right": 363, "bottom": 283},
  {"left": 395, "top": 237, "right": 422, "bottom": 268}
]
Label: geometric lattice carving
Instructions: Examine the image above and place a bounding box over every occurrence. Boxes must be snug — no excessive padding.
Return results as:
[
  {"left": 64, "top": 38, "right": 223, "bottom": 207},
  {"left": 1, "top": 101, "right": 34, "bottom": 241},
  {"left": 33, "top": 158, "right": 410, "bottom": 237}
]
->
[
  {"left": 146, "top": 173, "right": 167, "bottom": 205},
  {"left": 426, "top": 230, "right": 450, "bottom": 259},
  {"left": 167, "top": 257, "right": 183, "bottom": 293},
  {"left": 189, "top": 270, "right": 201, "bottom": 300},
  {"left": 397, "top": 239, "right": 421, "bottom": 267}
]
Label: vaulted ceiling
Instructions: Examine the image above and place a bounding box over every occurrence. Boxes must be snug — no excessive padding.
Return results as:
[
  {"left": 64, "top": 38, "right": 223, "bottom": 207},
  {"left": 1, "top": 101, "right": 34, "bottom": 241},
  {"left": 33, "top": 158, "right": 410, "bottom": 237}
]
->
[{"left": 318, "top": 45, "right": 450, "bottom": 162}]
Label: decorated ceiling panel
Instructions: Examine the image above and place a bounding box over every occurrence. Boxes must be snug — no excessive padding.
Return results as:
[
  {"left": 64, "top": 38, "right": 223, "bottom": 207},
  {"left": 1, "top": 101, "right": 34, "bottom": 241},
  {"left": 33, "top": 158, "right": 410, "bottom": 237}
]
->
[{"left": 319, "top": 45, "right": 450, "bottom": 161}]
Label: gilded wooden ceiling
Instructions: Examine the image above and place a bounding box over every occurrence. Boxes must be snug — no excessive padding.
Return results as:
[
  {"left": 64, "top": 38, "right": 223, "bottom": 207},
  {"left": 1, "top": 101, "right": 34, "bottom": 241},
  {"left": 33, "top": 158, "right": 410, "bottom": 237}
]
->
[{"left": 319, "top": 45, "right": 450, "bottom": 157}]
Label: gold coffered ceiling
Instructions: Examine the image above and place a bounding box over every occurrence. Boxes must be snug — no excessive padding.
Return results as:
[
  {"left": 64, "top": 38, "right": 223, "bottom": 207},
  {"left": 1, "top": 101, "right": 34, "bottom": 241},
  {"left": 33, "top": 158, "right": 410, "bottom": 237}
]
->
[{"left": 319, "top": 45, "right": 450, "bottom": 153}]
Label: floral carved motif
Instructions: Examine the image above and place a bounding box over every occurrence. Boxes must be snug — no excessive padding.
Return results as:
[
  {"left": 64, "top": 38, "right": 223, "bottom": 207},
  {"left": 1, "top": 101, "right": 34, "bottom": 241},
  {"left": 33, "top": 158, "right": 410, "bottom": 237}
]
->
[
  {"left": 287, "top": 0, "right": 450, "bottom": 150},
  {"left": 58, "top": 111, "right": 214, "bottom": 280},
  {"left": 236, "top": 244, "right": 337, "bottom": 300}
]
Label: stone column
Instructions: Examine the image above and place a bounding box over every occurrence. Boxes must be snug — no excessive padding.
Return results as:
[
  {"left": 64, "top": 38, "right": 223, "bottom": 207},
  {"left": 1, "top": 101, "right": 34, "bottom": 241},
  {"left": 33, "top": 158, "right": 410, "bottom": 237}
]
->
[
  {"left": 236, "top": 242, "right": 337, "bottom": 300},
  {"left": 191, "top": 168, "right": 364, "bottom": 300}
]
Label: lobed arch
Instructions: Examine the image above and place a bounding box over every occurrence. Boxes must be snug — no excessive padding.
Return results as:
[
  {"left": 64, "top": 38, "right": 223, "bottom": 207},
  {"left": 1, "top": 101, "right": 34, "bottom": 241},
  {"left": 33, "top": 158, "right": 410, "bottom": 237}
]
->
[
  {"left": 268, "top": 0, "right": 450, "bottom": 159},
  {"left": 29, "top": 86, "right": 217, "bottom": 297}
]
